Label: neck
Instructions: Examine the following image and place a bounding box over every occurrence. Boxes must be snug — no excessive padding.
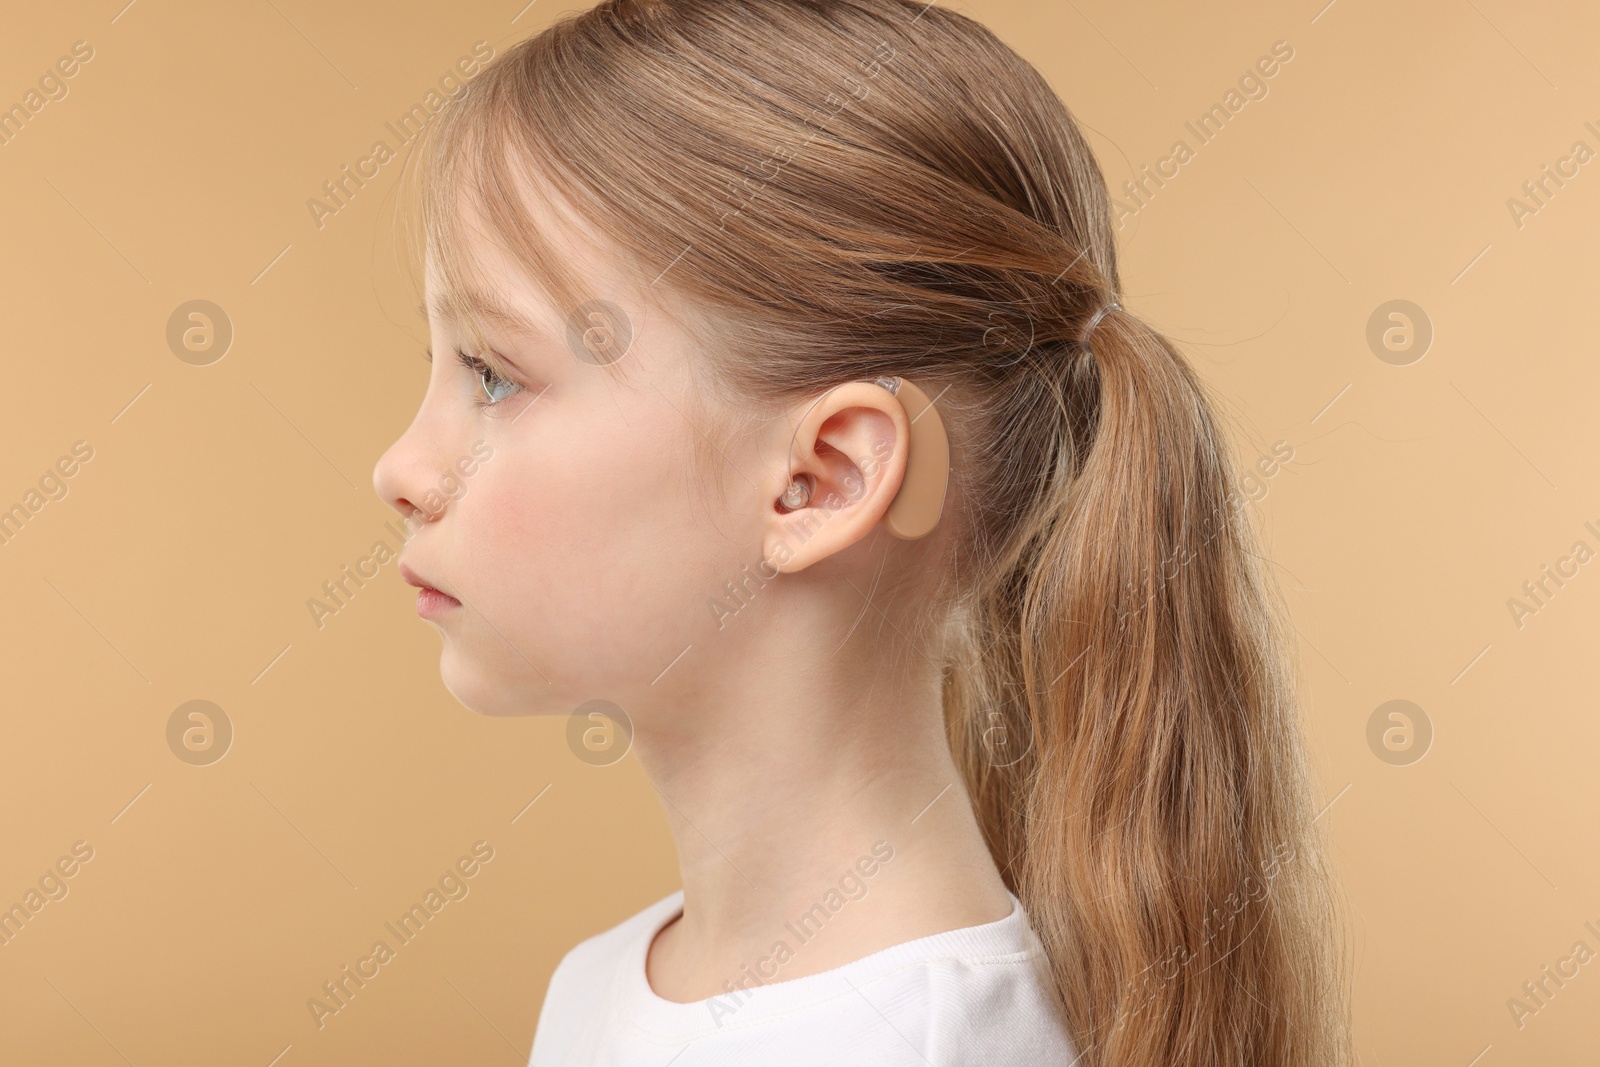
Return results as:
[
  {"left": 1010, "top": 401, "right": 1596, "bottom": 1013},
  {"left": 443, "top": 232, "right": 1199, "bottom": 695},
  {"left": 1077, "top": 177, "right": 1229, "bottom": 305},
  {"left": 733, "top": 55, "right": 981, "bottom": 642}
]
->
[{"left": 630, "top": 620, "right": 1013, "bottom": 1002}]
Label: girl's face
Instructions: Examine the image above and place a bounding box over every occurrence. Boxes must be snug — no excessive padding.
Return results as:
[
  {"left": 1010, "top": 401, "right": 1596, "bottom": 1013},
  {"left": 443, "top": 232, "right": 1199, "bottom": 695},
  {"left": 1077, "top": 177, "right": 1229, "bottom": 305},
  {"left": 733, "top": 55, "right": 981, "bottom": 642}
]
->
[{"left": 372, "top": 192, "right": 759, "bottom": 719}]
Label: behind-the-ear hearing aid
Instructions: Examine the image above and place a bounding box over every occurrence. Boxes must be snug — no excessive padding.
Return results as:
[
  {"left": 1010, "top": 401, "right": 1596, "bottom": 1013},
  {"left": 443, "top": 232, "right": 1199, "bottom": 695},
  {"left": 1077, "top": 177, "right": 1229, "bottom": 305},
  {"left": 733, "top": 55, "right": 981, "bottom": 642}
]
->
[{"left": 778, "top": 375, "right": 950, "bottom": 540}]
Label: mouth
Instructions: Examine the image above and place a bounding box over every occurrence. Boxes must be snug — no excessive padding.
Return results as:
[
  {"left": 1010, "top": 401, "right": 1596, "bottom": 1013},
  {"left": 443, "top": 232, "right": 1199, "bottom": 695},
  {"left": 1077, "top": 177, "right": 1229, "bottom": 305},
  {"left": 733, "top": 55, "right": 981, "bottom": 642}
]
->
[{"left": 398, "top": 561, "right": 463, "bottom": 618}]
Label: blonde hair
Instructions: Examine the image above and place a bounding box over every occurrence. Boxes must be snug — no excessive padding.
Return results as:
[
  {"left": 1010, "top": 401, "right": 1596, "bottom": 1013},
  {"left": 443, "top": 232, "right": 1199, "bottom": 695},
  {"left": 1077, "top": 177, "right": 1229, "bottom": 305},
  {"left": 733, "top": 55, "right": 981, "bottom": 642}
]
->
[{"left": 399, "top": 1, "right": 1354, "bottom": 1063}]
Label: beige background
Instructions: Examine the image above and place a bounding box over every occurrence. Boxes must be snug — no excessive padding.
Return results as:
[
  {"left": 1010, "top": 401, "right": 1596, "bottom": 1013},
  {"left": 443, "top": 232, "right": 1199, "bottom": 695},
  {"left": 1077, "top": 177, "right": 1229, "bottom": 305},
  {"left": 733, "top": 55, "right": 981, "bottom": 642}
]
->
[{"left": 1, "top": 0, "right": 1595, "bottom": 1063}]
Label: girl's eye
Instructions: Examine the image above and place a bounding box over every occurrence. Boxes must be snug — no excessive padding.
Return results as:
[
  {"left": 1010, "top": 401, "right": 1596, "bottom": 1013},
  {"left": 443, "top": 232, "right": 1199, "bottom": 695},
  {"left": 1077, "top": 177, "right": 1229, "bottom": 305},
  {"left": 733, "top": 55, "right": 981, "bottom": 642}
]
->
[{"left": 454, "top": 348, "right": 525, "bottom": 408}]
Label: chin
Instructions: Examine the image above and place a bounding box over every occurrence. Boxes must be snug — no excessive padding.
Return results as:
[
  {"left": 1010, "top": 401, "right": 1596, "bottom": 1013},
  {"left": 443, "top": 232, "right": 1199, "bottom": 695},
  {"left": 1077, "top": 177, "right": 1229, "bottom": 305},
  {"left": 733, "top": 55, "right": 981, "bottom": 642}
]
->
[
  {"left": 438, "top": 657, "right": 509, "bottom": 716},
  {"left": 437, "top": 650, "right": 566, "bottom": 718}
]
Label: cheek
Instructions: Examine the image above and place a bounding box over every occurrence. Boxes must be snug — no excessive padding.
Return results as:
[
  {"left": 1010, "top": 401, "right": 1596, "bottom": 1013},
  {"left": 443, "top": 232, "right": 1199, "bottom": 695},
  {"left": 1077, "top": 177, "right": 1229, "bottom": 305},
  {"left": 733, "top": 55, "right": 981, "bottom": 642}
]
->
[{"left": 454, "top": 418, "right": 723, "bottom": 682}]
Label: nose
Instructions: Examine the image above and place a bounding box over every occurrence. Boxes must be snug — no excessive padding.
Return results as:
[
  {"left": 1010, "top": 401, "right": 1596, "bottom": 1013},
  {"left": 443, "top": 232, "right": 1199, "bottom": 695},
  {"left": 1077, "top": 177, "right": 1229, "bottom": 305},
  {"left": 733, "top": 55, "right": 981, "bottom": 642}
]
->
[{"left": 373, "top": 414, "right": 448, "bottom": 524}]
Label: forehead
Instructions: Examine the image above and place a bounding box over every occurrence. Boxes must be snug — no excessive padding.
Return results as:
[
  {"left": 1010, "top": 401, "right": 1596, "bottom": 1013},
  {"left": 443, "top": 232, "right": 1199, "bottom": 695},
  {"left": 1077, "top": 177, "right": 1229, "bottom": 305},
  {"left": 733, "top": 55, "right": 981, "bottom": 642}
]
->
[{"left": 423, "top": 160, "right": 645, "bottom": 345}]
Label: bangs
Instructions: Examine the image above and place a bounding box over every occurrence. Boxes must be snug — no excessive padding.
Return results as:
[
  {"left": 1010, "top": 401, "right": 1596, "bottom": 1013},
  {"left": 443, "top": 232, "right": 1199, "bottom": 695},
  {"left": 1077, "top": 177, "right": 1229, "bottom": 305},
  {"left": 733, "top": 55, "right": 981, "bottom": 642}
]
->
[{"left": 397, "top": 48, "right": 637, "bottom": 375}]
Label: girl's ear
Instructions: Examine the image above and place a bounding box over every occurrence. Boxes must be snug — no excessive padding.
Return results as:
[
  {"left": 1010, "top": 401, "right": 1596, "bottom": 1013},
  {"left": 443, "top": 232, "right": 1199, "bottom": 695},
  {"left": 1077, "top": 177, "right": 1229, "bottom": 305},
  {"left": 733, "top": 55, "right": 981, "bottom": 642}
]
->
[{"left": 761, "top": 381, "right": 910, "bottom": 573}]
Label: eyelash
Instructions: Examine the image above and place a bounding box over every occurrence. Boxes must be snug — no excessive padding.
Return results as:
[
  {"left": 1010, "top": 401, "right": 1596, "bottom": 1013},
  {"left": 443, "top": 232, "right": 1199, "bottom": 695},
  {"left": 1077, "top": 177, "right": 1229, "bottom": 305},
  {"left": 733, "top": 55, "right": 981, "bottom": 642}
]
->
[{"left": 453, "top": 348, "right": 524, "bottom": 408}]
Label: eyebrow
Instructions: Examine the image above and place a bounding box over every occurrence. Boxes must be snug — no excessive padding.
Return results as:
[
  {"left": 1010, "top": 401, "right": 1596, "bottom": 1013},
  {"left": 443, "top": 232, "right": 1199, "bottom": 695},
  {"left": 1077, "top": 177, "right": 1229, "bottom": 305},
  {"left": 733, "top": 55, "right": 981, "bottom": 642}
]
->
[{"left": 419, "top": 287, "right": 550, "bottom": 341}]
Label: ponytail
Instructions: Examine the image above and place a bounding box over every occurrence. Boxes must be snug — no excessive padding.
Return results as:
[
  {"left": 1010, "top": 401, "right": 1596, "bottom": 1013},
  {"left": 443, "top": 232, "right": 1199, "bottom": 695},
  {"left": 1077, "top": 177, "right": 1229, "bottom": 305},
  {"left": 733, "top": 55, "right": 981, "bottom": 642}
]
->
[{"left": 947, "top": 304, "right": 1353, "bottom": 1065}]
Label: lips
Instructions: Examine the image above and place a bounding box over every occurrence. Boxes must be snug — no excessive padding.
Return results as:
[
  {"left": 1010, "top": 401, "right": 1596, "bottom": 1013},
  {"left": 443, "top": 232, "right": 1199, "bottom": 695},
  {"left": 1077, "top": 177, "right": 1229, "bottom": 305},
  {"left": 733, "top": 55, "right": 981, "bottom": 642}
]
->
[{"left": 398, "top": 560, "right": 459, "bottom": 602}]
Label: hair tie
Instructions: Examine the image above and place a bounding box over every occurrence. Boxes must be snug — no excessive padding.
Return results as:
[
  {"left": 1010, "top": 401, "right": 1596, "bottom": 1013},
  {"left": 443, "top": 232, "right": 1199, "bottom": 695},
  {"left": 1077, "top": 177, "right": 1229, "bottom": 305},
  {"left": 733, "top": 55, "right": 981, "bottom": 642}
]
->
[{"left": 1078, "top": 301, "right": 1121, "bottom": 349}]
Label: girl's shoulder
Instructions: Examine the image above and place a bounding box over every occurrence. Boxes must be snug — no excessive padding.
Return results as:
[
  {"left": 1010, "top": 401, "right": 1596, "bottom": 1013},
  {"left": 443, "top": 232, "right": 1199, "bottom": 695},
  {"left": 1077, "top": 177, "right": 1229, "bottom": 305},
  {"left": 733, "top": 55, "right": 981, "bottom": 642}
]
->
[
  {"left": 527, "top": 889, "right": 684, "bottom": 1066},
  {"left": 548, "top": 887, "right": 685, "bottom": 989},
  {"left": 540, "top": 895, "right": 684, "bottom": 1011}
]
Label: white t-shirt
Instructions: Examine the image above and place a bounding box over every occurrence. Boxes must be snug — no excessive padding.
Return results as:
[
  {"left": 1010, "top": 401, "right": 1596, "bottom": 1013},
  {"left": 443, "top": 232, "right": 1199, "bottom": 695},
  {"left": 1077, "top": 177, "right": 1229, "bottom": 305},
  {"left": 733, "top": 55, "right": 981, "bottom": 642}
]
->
[{"left": 527, "top": 888, "right": 1080, "bottom": 1065}]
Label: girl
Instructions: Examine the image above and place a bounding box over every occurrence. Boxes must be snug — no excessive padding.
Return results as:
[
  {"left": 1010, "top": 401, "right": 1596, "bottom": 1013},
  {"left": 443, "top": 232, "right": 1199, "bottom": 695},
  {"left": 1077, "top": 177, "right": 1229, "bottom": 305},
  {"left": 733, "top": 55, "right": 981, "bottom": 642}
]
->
[{"left": 373, "top": 1, "right": 1354, "bottom": 1063}]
